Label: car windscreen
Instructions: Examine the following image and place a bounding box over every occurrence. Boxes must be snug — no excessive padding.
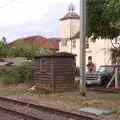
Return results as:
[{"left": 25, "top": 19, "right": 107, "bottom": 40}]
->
[{"left": 97, "top": 66, "right": 114, "bottom": 73}]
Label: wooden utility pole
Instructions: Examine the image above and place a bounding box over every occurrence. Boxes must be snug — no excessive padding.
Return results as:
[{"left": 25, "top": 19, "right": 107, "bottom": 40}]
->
[{"left": 79, "top": 0, "right": 86, "bottom": 96}]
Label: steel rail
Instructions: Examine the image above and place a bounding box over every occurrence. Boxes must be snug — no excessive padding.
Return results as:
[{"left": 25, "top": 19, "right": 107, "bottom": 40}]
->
[
  {"left": 0, "top": 105, "right": 41, "bottom": 120},
  {"left": 0, "top": 96, "right": 102, "bottom": 120}
]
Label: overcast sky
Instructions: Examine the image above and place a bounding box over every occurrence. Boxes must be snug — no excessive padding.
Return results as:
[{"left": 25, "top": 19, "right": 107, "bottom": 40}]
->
[{"left": 0, "top": 0, "right": 79, "bottom": 42}]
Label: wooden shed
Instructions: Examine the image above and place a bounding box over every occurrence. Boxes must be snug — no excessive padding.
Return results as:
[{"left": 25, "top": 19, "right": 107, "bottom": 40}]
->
[{"left": 34, "top": 52, "right": 76, "bottom": 92}]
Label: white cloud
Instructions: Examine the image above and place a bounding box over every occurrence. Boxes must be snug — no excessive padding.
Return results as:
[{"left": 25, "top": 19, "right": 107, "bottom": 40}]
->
[
  {"left": 0, "top": 0, "right": 79, "bottom": 41},
  {"left": 0, "top": 0, "right": 79, "bottom": 25},
  {"left": 0, "top": 0, "right": 49, "bottom": 25}
]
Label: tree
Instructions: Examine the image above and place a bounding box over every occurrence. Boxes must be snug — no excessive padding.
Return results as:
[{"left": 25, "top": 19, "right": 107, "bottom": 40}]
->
[
  {"left": 7, "top": 39, "right": 52, "bottom": 59},
  {"left": 87, "top": 0, "right": 120, "bottom": 40},
  {"left": 0, "top": 41, "right": 7, "bottom": 58},
  {"left": 87, "top": 0, "right": 120, "bottom": 63},
  {"left": 1, "top": 37, "right": 7, "bottom": 44}
]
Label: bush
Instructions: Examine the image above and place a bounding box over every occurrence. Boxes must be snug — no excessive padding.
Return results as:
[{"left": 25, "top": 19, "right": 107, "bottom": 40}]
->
[
  {"left": 0, "top": 61, "right": 35, "bottom": 85},
  {"left": 0, "top": 66, "right": 17, "bottom": 85},
  {"left": 7, "top": 39, "right": 53, "bottom": 60},
  {"left": 73, "top": 67, "right": 80, "bottom": 77},
  {"left": 13, "top": 61, "right": 35, "bottom": 84}
]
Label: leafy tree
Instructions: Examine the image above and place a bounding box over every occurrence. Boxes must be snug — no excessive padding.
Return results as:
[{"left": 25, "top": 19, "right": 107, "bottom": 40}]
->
[
  {"left": 110, "top": 47, "right": 120, "bottom": 64},
  {"left": 1, "top": 37, "right": 7, "bottom": 44},
  {"left": 0, "top": 41, "right": 7, "bottom": 58},
  {"left": 87, "top": 0, "right": 120, "bottom": 63},
  {"left": 87, "top": 0, "right": 120, "bottom": 40},
  {"left": 7, "top": 39, "right": 52, "bottom": 59}
]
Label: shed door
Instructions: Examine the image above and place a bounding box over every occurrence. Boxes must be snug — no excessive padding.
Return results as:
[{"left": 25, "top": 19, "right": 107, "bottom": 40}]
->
[{"left": 40, "top": 58, "right": 47, "bottom": 72}]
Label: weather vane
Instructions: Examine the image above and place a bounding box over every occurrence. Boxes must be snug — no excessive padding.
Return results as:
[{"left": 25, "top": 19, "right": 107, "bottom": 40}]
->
[{"left": 68, "top": 3, "right": 75, "bottom": 12}]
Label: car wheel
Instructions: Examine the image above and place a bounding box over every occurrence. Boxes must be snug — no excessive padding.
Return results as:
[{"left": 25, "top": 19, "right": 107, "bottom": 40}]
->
[{"left": 101, "top": 77, "right": 108, "bottom": 87}]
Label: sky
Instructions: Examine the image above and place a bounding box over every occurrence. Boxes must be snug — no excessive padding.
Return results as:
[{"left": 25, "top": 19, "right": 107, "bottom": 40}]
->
[{"left": 0, "top": 0, "right": 79, "bottom": 42}]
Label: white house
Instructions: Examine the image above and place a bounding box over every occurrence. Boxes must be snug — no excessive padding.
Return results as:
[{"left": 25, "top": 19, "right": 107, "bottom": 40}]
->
[{"left": 59, "top": 3, "right": 120, "bottom": 70}]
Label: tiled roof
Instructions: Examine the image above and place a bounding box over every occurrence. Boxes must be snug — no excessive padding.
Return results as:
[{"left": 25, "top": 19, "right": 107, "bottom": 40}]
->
[
  {"left": 6, "top": 36, "right": 59, "bottom": 50},
  {"left": 60, "top": 12, "right": 80, "bottom": 21},
  {"left": 45, "top": 38, "right": 59, "bottom": 50}
]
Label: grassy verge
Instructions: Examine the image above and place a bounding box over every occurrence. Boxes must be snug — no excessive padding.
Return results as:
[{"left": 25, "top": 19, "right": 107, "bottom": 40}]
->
[{"left": 0, "top": 89, "right": 49, "bottom": 95}]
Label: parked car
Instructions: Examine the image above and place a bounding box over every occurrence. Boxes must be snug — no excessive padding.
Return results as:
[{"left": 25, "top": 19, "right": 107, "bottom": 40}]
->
[{"left": 85, "top": 65, "right": 118, "bottom": 87}]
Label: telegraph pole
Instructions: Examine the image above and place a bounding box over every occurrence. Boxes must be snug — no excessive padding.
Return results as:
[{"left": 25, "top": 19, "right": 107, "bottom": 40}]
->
[{"left": 79, "top": 0, "right": 86, "bottom": 96}]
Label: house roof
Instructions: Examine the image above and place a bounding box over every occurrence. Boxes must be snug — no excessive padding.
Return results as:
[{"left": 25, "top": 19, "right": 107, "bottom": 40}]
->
[
  {"left": 45, "top": 38, "right": 59, "bottom": 50},
  {"left": 6, "top": 36, "right": 59, "bottom": 50},
  {"left": 60, "top": 12, "right": 80, "bottom": 21},
  {"left": 72, "top": 32, "right": 80, "bottom": 39}
]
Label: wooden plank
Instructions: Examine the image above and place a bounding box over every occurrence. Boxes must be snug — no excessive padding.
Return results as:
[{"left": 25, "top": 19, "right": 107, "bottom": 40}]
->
[
  {"left": 54, "top": 64, "right": 73, "bottom": 67},
  {"left": 37, "top": 82, "right": 52, "bottom": 84},
  {"left": 56, "top": 84, "right": 74, "bottom": 87},
  {"left": 35, "top": 74, "right": 53, "bottom": 77},
  {"left": 57, "top": 80, "right": 74, "bottom": 83},
  {"left": 106, "top": 73, "right": 115, "bottom": 88},
  {"left": 36, "top": 78, "right": 52, "bottom": 80},
  {"left": 35, "top": 72, "right": 54, "bottom": 75},
  {"left": 55, "top": 71, "right": 73, "bottom": 74},
  {"left": 56, "top": 84, "right": 73, "bottom": 87},
  {"left": 55, "top": 77, "right": 74, "bottom": 80}
]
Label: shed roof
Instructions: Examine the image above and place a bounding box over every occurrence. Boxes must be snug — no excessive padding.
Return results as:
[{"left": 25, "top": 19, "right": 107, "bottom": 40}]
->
[{"left": 35, "top": 52, "right": 76, "bottom": 58}]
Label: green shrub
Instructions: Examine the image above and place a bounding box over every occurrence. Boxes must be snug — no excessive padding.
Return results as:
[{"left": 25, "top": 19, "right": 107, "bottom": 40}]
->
[
  {"left": 13, "top": 61, "right": 35, "bottom": 84},
  {"left": 0, "top": 66, "right": 17, "bottom": 85},
  {"left": 7, "top": 39, "right": 53, "bottom": 60},
  {"left": 73, "top": 67, "right": 80, "bottom": 77},
  {"left": 0, "top": 61, "right": 35, "bottom": 85}
]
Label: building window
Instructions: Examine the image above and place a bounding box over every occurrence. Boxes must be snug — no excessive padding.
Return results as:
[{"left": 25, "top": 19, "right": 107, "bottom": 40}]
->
[
  {"left": 72, "top": 40, "right": 76, "bottom": 48},
  {"left": 62, "top": 39, "right": 67, "bottom": 46},
  {"left": 115, "top": 38, "right": 118, "bottom": 44},
  {"left": 86, "top": 39, "right": 89, "bottom": 49}
]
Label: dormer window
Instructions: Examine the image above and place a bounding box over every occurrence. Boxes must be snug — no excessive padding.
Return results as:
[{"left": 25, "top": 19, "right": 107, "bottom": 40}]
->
[{"left": 72, "top": 40, "right": 76, "bottom": 48}]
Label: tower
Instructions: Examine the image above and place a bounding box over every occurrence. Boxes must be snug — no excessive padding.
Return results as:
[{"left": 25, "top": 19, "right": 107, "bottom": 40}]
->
[
  {"left": 60, "top": 3, "right": 80, "bottom": 39},
  {"left": 59, "top": 3, "right": 80, "bottom": 53}
]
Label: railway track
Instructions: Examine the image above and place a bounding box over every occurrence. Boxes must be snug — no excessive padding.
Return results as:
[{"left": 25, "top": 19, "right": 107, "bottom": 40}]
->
[
  {"left": 0, "top": 96, "right": 102, "bottom": 120},
  {"left": 88, "top": 87, "right": 120, "bottom": 93}
]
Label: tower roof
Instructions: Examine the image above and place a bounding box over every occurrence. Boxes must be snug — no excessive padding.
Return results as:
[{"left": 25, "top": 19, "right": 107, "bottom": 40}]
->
[{"left": 60, "top": 3, "right": 80, "bottom": 21}]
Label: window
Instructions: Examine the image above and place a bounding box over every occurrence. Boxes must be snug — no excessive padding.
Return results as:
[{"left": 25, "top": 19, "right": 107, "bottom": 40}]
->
[
  {"left": 97, "top": 66, "right": 114, "bottom": 73},
  {"left": 115, "top": 38, "right": 120, "bottom": 44},
  {"left": 62, "top": 39, "right": 67, "bottom": 46},
  {"left": 115, "top": 38, "right": 118, "bottom": 44},
  {"left": 72, "top": 40, "right": 76, "bottom": 48},
  {"left": 86, "top": 39, "right": 89, "bottom": 49}
]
